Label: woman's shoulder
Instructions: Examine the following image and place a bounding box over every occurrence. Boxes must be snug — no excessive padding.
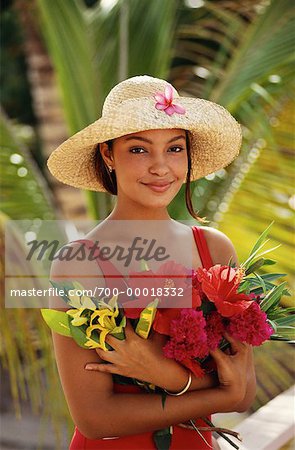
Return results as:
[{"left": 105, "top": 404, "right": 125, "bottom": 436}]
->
[
  {"left": 50, "top": 239, "right": 98, "bottom": 274},
  {"left": 200, "top": 226, "right": 239, "bottom": 266},
  {"left": 171, "top": 221, "right": 238, "bottom": 265},
  {"left": 49, "top": 239, "right": 105, "bottom": 306}
]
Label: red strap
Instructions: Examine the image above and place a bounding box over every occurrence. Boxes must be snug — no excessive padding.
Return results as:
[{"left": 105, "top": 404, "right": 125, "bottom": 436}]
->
[{"left": 191, "top": 226, "right": 213, "bottom": 269}]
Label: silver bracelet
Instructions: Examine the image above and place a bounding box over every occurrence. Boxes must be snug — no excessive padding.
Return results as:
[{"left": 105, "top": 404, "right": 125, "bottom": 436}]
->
[{"left": 164, "top": 372, "right": 192, "bottom": 396}]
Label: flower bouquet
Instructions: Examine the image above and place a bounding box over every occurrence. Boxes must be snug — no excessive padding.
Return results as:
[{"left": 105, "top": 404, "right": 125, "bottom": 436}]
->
[{"left": 41, "top": 224, "right": 294, "bottom": 449}]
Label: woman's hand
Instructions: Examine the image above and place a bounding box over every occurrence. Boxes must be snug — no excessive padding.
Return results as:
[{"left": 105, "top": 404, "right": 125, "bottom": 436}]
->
[
  {"left": 210, "top": 333, "right": 250, "bottom": 411},
  {"left": 84, "top": 320, "right": 186, "bottom": 389},
  {"left": 235, "top": 345, "right": 256, "bottom": 412}
]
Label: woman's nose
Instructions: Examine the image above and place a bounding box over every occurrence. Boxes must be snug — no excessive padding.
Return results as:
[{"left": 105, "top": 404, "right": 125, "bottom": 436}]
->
[{"left": 148, "top": 156, "right": 169, "bottom": 176}]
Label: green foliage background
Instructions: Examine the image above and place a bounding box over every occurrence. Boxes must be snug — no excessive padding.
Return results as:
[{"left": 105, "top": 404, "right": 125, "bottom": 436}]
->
[{"left": 0, "top": 0, "right": 294, "bottom": 447}]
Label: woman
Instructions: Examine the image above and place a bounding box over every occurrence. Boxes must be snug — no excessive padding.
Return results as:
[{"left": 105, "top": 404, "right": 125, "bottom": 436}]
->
[{"left": 48, "top": 76, "right": 256, "bottom": 449}]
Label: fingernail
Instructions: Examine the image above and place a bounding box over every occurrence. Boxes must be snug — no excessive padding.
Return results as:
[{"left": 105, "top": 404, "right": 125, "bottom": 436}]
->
[{"left": 85, "top": 365, "right": 94, "bottom": 370}]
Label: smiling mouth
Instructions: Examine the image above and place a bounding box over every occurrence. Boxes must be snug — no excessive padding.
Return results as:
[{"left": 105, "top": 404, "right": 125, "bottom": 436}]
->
[{"left": 141, "top": 181, "right": 174, "bottom": 192}]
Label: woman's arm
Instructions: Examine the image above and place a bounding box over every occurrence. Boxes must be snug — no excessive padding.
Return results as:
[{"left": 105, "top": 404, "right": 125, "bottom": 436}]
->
[
  {"left": 85, "top": 320, "right": 219, "bottom": 393},
  {"left": 53, "top": 329, "right": 249, "bottom": 440}
]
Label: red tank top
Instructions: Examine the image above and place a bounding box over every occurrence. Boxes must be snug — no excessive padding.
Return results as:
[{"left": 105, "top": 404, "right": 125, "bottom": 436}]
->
[{"left": 69, "top": 226, "right": 214, "bottom": 450}]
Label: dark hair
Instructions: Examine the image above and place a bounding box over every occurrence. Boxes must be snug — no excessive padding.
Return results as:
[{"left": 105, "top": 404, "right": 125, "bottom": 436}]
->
[
  {"left": 184, "top": 132, "right": 207, "bottom": 224},
  {"left": 94, "top": 140, "right": 117, "bottom": 194},
  {"left": 94, "top": 132, "right": 206, "bottom": 223}
]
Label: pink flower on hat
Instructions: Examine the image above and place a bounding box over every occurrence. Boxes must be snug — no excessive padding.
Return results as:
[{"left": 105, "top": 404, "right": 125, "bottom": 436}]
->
[{"left": 154, "top": 85, "right": 186, "bottom": 116}]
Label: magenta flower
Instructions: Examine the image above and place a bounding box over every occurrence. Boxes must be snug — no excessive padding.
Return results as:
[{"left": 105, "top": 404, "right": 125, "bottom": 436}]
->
[
  {"left": 226, "top": 301, "right": 274, "bottom": 346},
  {"left": 163, "top": 309, "right": 209, "bottom": 362},
  {"left": 205, "top": 311, "right": 225, "bottom": 351},
  {"left": 154, "top": 85, "right": 186, "bottom": 116}
]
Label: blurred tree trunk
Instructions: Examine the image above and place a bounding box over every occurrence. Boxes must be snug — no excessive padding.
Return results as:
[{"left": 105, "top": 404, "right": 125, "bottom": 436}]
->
[{"left": 14, "top": 0, "right": 87, "bottom": 219}]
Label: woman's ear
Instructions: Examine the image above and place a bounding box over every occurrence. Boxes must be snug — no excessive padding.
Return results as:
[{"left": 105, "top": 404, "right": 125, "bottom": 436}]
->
[{"left": 100, "top": 142, "right": 114, "bottom": 167}]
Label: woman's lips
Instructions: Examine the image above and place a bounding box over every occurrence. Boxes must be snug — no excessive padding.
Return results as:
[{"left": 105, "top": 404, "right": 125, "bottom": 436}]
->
[{"left": 142, "top": 182, "right": 174, "bottom": 192}]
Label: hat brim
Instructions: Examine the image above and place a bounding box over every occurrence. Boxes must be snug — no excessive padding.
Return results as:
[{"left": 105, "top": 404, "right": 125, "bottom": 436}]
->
[{"left": 47, "top": 97, "right": 242, "bottom": 192}]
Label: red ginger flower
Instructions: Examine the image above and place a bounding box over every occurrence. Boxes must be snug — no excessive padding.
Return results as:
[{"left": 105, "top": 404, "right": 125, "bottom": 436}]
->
[
  {"left": 124, "top": 261, "right": 195, "bottom": 320},
  {"left": 196, "top": 264, "right": 252, "bottom": 317},
  {"left": 227, "top": 301, "right": 274, "bottom": 345}
]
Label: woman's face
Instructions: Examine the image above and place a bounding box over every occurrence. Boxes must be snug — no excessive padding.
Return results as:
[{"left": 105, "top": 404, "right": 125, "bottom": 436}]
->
[{"left": 104, "top": 129, "right": 188, "bottom": 211}]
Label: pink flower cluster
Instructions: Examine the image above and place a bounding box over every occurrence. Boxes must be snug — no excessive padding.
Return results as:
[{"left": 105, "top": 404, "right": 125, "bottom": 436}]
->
[
  {"left": 163, "top": 309, "right": 208, "bottom": 362},
  {"left": 205, "top": 311, "right": 225, "bottom": 350},
  {"left": 227, "top": 302, "right": 273, "bottom": 345},
  {"left": 163, "top": 300, "right": 274, "bottom": 377}
]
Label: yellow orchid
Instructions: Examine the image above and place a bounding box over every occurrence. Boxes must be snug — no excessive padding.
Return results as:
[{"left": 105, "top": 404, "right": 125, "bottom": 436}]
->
[
  {"left": 71, "top": 316, "right": 88, "bottom": 326},
  {"left": 66, "top": 308, "right": 82, "bottom": 317},
  {"left": 85, "top": 296, "right": 125, "bottom": 350},
  {"left": 85, "top": 328, "right": 110, "bottom": 350},
  {"left": 84, "top": 336, "right": 101, "bottom": 349},
  {"left": 66, "top": 308, "right": 89, "bottom": 326},
  {"left": 67, "top": 281, "right": 96, "bottom": 310}
]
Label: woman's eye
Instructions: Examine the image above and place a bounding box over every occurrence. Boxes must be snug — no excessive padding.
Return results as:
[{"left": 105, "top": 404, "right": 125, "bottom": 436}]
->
[
  {"left": 168, "top": 146, "right": 184, "bottom": 153},
  {"left": 129, "top": 147, "right": 146, "bottom": 154}
]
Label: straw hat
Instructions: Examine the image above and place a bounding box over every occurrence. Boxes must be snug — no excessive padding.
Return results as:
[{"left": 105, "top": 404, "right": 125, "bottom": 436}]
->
[{"left": 47, "top": 75, "right": 242, "bottom": 192}]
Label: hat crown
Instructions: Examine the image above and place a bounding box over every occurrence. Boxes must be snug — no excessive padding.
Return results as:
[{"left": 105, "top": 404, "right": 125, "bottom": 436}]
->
[{"left": 102, "top": 75, "right": 178, "bottom": 116}]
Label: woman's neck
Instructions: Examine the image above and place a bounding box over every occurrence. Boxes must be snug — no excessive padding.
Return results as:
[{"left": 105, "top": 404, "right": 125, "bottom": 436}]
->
[{"left": 106, "top": 203, "right": 171, "bottom": 221}]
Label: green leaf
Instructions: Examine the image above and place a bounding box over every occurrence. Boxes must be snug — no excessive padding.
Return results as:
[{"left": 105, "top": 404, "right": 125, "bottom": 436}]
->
[
  {"left": 242, "top": 244, "right": 281, "bottom": 271},
  {"left": 0, "top": 114, "right": 55, "bottom": 220},
  {"left": 247, "top": 222, "right": 274, "bottom": 259},
  {"left": 249, "top": 284, "right": 290, "bottom": 298},
  {"left": 237, "top": 280, "right": 251, "bottom": 294},
  {"left": 283, "top": 307, "right": 295, "bottom": 314},
  {"left": 110, "top": 316, "right": 126, "bottom": 341},
  {"left": 272, "top": 326, "right": 295, "bottom": 340},
  {"left": 260, "top": 282, "right": 287, "bottom": 312},
  {"left": 263, "top": 259, "right": 277, "bottom": 266},
  {"left": 268, "top": 319, "right": 277, "bottom": 333},
  {"left": 227, "top": 256, "right": 236, "bottom": 268},
  {"left": 274, "top": 316, "right": 295, "bottom": 326},
  {"left": 259, "top": 273, "right": 287, "bottom": 281},
  {"left": 253, "top": 271, "right": 267, "bottom": 295},
  {"left": 41, "top": 309, "right": 71, "bottom": 337},
  {"left": 241, "top": 274, "right": 287, "bottom": 296},
  {"left": 153, "top": 426, "right": 173, "bottom": 450},
  {"left": 69, "top": 321, "right": 89, "bottom": 348},
  {"left": 110, "top": 331, "right": 125, "bottom": 340},
  {"left": 245, "top": 258, "right": 266, "bottom": 275},
  {"left": 161, "top": 391, "right": 168, "bottom": 410},
  {"left": 135, "top": 298, "right": 159, "bottom": 339}
]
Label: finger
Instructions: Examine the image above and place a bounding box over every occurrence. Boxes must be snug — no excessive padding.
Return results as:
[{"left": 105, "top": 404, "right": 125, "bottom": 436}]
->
[
  {"left": 224, "top": 332, "right": 246, "bottom": 354},
  {"left": 85, "top": 362, "right": 104, "bottom": 371},
  {"left": 209, "top": 347, "right": 227, "bottom": 362},
  {"left": 104, "top": 333, "right": 122, "bottom": 350},
  {"left": 95, "top": 347, "right": 118, "bottom": 363},
  {"left": 124, "top": 319, "right": 136, "bottom": 339},
  {"left": 84, "top": 362, "right": 119, "bottom": 374}
]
